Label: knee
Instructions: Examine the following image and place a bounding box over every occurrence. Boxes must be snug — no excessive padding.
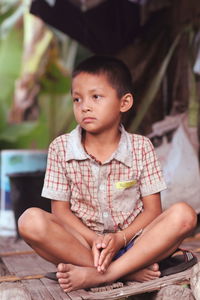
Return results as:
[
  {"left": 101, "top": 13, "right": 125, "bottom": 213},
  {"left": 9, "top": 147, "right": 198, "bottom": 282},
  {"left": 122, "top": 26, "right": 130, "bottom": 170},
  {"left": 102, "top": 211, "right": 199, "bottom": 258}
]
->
[
  {"left": 169, "top": 202, "right": 197, "bottom": 233},
  {"left": 18, "top": 207, "right": 48, "bottom": 241}
]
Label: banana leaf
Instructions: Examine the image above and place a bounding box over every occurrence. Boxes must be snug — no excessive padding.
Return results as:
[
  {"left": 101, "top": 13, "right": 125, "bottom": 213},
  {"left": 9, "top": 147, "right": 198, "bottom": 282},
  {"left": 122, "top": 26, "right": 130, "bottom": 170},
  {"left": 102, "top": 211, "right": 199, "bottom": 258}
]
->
[
  {"left": 22, "top": 12, "right": 53, "bottom": 74},
  {"left": 40, "top": 62, "right": 71, "bottom": 94},
  {"left": 0, "top": 123, "right": 37, "bottom": 143},
  {"left": 0, "top": 1, "right": 19, "bottom": 26},
  {"left": 0, "top": 25, "right": 48, "bottom": 149},
  {"left": 0, "top": 6, "right": 77, "bottom": 149},
  {"left": 0, "top": 28, "right": 22, "bottom": 119},
  {"left": 0, "top": 5, "right": 23, "bottom": 38},
  {"left": 0, "top": 1, "right": 19, "bottom": 14},
  {"left": 0, "top": 121, "right": 49, "bottom": 150}
]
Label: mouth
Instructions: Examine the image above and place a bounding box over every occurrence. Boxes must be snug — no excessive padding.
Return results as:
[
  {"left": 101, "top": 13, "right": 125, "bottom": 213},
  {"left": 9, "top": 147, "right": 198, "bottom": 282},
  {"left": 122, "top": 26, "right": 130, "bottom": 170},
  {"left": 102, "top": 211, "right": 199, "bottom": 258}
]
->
[{"left": 82, "top": 117, "right": 96, "bottom": 123}]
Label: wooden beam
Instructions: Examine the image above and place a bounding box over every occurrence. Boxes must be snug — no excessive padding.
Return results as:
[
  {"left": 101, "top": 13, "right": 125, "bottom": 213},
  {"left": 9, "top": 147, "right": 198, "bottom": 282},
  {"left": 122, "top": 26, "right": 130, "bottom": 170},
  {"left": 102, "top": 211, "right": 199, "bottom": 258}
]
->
[
  {"left": 0, "top": 274, "right": 44, "bottom": 283},
  {"left": 0, "top": 250, "right": 35, "bottom": 257}
]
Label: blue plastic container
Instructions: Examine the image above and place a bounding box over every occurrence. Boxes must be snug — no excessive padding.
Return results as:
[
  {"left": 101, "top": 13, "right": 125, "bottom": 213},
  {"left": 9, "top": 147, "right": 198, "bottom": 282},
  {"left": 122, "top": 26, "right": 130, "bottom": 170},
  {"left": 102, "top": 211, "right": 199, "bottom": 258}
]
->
[{"left": 0, "top": 150, "right": 47, "bottom": 210}]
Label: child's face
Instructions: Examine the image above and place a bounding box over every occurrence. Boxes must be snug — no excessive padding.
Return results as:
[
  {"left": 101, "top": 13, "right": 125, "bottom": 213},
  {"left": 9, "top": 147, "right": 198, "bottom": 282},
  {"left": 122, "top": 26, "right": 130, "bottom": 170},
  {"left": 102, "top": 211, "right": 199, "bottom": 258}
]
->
[{"left": 71, "top": 72, "right": 124, "bottom": 134}]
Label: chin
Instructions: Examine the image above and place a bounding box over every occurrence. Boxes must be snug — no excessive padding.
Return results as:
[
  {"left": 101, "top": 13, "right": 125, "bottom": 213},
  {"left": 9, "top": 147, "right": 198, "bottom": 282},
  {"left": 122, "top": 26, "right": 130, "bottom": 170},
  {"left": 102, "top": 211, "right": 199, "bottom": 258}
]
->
[{"left": 81, "top": 124, "right": 100, "bottom": 133}]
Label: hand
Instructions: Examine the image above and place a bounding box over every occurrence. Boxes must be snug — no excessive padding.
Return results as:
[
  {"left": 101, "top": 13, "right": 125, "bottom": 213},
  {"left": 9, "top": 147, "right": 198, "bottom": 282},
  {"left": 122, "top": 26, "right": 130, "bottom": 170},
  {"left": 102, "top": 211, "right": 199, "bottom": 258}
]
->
[
  {"left": 92, "top": 234, "right": 106, "bottom": 269},
  {"left": 92, "top": 232, "right": 124, "bottom": 273}
]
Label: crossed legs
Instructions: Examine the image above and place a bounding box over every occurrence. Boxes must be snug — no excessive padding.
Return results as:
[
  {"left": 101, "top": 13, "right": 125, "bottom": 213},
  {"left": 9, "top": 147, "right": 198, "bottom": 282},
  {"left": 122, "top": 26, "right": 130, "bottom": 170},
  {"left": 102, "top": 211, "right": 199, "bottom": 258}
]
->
[
  {"left": 18, "top": 207, "right": 94, "bottom": 266},
  {"left": 18, "top": 202, "right": 197, "bottom": 292}
]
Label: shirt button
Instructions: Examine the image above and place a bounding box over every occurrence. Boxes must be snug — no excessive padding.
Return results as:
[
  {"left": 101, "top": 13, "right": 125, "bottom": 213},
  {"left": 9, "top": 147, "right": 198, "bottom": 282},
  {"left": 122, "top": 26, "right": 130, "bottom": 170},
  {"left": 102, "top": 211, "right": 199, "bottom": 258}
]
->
[
  {"left": 99, "top": 185, "right": 105, "bottom": 191},
  {"left": 103, "top": 212, "right": 109, "bottom": 218}
]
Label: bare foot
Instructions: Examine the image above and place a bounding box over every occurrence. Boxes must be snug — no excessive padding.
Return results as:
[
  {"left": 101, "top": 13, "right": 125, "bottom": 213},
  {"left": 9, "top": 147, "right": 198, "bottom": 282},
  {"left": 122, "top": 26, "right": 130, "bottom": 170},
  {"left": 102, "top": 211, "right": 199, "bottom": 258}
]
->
[
  {"left": 56, "top": 263, "right": 161, "bottom": 292},
  {"left": 56, "top": 263, "right": 106, "bottom": 292},
  {"left": 123, "top": 263, "right": 161, "bottom": 282}
]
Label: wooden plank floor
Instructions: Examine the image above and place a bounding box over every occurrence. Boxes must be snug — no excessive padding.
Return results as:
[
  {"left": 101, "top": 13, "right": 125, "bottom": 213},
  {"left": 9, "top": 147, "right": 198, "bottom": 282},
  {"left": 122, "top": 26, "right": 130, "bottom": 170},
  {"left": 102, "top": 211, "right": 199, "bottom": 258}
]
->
[{"left": 0, "top": 235, "right": 199, "bottom": 300}]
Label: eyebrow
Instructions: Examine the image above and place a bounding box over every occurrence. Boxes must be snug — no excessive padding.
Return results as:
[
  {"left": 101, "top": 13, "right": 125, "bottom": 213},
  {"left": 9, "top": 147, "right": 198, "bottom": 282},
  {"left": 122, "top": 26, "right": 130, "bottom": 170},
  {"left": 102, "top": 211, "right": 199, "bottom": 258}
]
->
[
  {"left": 71, "top": 90, "right": 80, "bottom": 95},
  {"left": 72, "top": 88, "right": 103, "bottom": 95},
  {"left": 89, "top": 88, "right": 103, "bottom": 94}
]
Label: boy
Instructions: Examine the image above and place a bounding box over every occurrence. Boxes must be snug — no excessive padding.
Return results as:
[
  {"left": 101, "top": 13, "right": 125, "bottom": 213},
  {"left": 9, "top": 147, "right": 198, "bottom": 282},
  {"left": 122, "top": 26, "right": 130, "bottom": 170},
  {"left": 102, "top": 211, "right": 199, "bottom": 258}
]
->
[{"left": 18, "top": 56, "right": 197, "bottom": 293}]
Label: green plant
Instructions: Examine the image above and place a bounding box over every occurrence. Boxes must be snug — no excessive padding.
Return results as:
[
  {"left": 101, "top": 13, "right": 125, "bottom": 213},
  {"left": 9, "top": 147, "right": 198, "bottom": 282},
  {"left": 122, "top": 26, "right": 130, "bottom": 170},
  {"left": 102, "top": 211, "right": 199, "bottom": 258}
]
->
[{"left": 0, "top": 0, "right": 77, "bottom": 150}]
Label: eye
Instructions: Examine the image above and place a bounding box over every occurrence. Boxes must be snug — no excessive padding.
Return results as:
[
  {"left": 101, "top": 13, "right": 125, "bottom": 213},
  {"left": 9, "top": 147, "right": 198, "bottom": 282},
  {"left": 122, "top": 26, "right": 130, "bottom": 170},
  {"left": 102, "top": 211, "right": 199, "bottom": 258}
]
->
[
  {"left": 92, "top": 94, "right": 101, "bottom": 100},
  {"left": 73, "top": 97, "right": 81, "bottom": 103}
]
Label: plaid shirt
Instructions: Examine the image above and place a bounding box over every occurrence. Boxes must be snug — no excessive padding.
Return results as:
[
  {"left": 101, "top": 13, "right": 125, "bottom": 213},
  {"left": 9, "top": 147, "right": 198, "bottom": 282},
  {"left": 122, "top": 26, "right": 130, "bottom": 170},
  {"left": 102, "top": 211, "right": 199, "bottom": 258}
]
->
[{"left": 42, "top": 125, "right": 167, "bottom": 233}]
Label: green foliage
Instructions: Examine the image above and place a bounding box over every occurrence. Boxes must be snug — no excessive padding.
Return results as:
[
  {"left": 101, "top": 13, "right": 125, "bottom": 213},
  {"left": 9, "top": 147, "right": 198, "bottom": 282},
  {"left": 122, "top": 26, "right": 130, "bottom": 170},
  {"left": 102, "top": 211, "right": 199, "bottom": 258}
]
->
[
  {"left": 0, "top": 122, "right": 37, "bottom": 143},
  {"left": 0, "top": 27, "right": 39, "bottom": 150},
  {"left": 40, "top": 62, "right": 71, "bottom": 94},
  {"left": 0, "top": 5, "right": 76, "bottom": 150},
  {"left": 0, "top": 28, "right": 22, "bottom": 104},
  {"left": 0, "top": 28, "right": 53, "bottom": 150}
]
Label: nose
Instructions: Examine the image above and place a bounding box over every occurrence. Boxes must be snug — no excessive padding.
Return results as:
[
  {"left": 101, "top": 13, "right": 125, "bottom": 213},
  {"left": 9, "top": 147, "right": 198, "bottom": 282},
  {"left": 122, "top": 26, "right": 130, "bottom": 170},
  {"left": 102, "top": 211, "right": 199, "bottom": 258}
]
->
[{"left": 82, "top": 99, "right": 92, "bottom": 112}]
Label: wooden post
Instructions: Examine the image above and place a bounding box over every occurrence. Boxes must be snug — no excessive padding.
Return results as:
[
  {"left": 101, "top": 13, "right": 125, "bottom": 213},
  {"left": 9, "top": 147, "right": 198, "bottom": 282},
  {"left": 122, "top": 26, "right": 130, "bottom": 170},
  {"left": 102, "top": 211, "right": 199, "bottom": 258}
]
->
[
  {"left": 190, "top": 262, "right": 200, "bottom": 300},
  {"left": 152, "top": 284, "right": 195, "bottom": 300}
]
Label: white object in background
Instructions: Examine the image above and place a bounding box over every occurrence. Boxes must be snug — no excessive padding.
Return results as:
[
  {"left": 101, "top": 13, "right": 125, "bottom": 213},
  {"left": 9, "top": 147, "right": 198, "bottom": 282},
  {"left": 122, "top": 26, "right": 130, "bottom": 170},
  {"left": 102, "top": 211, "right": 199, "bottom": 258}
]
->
[
  {"left": 0, "top": 210, "right": 16, "bottom": 236},
  {"left": 44, "top": 0, "right": 56, "bottom": 6},
  {"left": 161, "top": 124, "right": 200, "bottom": 213}
]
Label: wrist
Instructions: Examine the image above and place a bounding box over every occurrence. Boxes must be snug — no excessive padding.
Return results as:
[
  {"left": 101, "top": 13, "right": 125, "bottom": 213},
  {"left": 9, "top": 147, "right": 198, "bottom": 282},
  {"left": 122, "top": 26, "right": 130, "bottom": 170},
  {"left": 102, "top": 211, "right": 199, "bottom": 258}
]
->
[
  {"left": 116, "top": 231, "right": 127, "bottom": 248},
  {"left": 87, "top": 232, "right": 99, "bottom": 246},
  {"left": 91, "top": 232, "right": 102, "bottom": 244}
]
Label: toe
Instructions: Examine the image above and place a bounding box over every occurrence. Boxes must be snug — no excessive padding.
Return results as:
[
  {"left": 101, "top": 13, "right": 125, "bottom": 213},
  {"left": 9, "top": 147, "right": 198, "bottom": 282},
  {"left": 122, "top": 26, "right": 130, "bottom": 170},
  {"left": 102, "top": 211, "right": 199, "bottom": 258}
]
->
[
  {"left": 149, "top": 270, "right": 161, "bottom": 278},
  {"left": 64, "top": 286, "right": 73, "bottom": 293},
  {"left": 56, "top": 271, "right": 69, "bottom": 279},
  {"left": 143, "top": 270, "right": 160, "bottom": 281},
  {"left": 57, "top": 263, "right": 71, "bottom": 272},
  {"left": 60, "top": 282, "right": 72, "bottom": 291},
  {"left": 149, "top": 263, "right": 159, "bottom": 272},
  {"left": 58, "top": 277, "right": 70, "bottom": 284}
]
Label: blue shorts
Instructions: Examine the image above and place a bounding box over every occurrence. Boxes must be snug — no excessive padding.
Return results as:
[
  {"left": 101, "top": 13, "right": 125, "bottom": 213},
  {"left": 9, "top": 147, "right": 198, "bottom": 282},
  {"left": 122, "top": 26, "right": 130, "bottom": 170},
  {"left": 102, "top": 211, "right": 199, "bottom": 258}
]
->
[
  {"left": 112, "top": 229, "right": 143, "bottom": 260},
  {"left": 113, "top": 239, "right": 134, "bottom": 260}
]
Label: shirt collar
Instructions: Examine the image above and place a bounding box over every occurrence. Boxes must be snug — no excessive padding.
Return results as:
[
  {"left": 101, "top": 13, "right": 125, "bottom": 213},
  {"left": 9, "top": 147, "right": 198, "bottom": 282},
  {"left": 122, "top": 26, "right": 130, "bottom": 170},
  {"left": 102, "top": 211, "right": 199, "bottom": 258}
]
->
[
  {"left": 66, "top": 125, "right": 88, "bottom": 161},
  {"left": 112, "top": 125, "right": 132, "bottom": 167},
  {"left": 65, "top": 125, "right": 132, "bottom": 167}
]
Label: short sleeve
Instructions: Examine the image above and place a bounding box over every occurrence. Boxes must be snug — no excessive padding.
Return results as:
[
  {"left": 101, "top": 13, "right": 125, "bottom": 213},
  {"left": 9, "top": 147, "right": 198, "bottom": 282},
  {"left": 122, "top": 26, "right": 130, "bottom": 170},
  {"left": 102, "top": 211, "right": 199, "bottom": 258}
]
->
[
  {"left": 41, "top": 135, "right": 71, "bottom": 201},
  {"left": 139, "top": 137, "right": 167, "bottom": 196}
]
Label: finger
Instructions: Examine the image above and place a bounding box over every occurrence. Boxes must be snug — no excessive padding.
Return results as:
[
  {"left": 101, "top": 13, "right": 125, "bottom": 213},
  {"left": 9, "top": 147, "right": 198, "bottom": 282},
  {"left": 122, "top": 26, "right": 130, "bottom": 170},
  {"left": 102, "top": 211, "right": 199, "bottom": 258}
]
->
[
  {"left": 95, "top": 235, "right": 104, "bottom": 249},
  {"left": 93, "top": 246, "right": 101, "bottom": 267},
  {"left": 101, "top": 234, "right": 112, "bottom": 248},
  {"left": 98, "top": 248, "right": 111, "bottom": 267},
  {"left": 98, "top": 252, "right": 113, "bottom": 273}
]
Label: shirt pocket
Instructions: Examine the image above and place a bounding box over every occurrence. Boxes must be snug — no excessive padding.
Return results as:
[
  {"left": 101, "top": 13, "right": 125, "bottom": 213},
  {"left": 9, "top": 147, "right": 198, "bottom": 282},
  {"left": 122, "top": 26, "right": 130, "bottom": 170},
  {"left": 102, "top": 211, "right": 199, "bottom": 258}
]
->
[{"left": 112, "top": 179, "right": 140, "bottom": 213}]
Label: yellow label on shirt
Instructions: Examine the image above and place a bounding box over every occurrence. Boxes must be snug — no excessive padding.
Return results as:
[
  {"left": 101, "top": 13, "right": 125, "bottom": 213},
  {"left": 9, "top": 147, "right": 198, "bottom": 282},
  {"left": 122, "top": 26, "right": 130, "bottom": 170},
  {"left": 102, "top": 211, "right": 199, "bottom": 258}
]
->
[{"left": 115, "top": 180, "right": 137, "bottom": 189}]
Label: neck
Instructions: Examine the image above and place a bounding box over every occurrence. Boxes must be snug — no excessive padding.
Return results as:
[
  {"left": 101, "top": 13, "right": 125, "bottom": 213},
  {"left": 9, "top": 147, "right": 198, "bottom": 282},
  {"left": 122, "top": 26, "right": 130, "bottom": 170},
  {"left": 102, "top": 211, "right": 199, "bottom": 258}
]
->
[{"left": 82, "top": 126, "right": 121, "bottom": 163}]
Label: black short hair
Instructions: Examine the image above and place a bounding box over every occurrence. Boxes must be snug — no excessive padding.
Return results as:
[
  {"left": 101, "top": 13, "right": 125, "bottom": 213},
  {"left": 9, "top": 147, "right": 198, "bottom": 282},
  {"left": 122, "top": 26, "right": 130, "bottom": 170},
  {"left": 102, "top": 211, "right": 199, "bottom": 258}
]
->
[{"left": 72, "top": 56, "right": 133, "bottom": 98}]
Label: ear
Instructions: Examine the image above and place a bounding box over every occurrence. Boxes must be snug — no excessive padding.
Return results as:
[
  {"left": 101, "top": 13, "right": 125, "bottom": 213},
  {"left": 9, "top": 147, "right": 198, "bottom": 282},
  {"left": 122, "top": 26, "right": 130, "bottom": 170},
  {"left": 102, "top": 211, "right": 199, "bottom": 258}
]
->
[{"left": 120, "top": 93, "right": 133, "bottom": 113}]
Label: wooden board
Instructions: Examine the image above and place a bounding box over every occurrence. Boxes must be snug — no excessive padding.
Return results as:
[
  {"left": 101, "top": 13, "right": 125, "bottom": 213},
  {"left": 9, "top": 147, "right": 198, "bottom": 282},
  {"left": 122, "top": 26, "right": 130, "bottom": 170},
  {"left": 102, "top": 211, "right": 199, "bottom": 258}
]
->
[
  {"left": 0, "top": 282, "right": 32, "bottom": 300},
  {"left": 0, "top": 236, "right": 199, "bottom": 300},
  {"left": 0, "top": 237, "right": 70, "bottom": 299},
  {"left": 83, "top": 269, "right": 193, "bottom": 300}
]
